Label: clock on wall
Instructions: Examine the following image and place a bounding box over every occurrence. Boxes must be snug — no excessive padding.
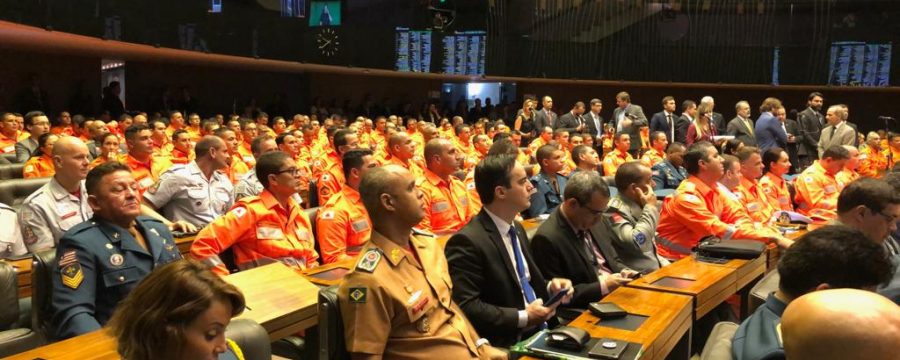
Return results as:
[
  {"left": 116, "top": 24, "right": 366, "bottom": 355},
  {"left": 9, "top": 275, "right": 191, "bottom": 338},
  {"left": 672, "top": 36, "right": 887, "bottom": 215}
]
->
[{"left": 316, "top": 28, "right": 339, "bottom": 57}]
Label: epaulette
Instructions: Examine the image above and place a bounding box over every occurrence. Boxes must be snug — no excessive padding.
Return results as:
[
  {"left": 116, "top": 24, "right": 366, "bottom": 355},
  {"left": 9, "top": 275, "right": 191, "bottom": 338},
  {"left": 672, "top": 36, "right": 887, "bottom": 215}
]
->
[
  {"left": 355, "top": 248, "right": 383, "bottom": 273},
  {"left": 66, "top": 220, "right": 97, "bottom": 235}
]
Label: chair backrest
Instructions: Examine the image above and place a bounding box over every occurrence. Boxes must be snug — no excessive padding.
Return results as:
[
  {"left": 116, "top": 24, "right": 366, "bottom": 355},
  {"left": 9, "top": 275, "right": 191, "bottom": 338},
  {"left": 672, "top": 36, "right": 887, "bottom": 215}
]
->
[
  {"left": 0, "top": 262, "right": 20, "bottom": 329},
  {"left": 308, "top": 180, "right": 319, "bottom": 208},
  {"left": 30, "top": 249, "right": 57, "bottom": 343},
  {"left": 318, "top": 285, "right": 349, "bottom": 360},
  {"left": 0, "top": 178, "right": 49, "bottom": 210},
  {"left": 0, "top": 163, "right": 25, "bottom": 180},
  {"left": 225, "top": 319, "right": 271, "bottom": 360},
  {"left": 700, "top": 321, "right": 740, "bottom": 360},
  {"left": 749, "top": 269, "right": 780, "bottom": 314},
  {"left": 305, "top": 207, "right": 320, "bottom": 256}
]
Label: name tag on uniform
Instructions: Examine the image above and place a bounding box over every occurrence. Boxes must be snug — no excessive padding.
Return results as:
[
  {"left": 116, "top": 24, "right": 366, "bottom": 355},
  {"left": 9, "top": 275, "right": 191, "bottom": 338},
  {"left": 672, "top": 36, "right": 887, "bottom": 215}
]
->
[
  {"left": 432, "top": 201, "right": 450, "bottom": 213},
  {"left": 778, "top": 196, "right": 790, "bottom": 205},
  {"left": 242, "top": 155, "right": 255, "bottom": 163},
  {"left": 824, "top": 185, "right": 837, "bottom": 194},
  {"left": 747, "top": 202, "right": 760, "bottom": 212},
  {"left": 256, "top": 226, "right": 284, "bottom": 239},
  {"left": 351, "top": 219, "right": 370, "bottom": 233}
]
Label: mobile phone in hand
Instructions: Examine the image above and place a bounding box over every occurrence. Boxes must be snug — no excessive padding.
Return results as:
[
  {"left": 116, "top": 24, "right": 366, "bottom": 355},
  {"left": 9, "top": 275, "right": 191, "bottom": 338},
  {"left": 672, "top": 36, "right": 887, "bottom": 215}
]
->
[{"left": 545, "top": 287, "right": 571, "bottom": 307}]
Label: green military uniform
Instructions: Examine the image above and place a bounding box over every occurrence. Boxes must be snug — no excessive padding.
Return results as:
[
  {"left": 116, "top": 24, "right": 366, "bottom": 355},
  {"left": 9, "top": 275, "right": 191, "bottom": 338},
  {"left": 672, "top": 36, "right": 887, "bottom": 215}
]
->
[{"left": 604, "top": 195, "right": 667, "bottom": 273}]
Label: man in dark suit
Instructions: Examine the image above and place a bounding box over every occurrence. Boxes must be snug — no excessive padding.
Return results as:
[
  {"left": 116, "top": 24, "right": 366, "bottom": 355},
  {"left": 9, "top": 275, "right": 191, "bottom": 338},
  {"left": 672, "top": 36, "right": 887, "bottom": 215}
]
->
[
  {"left": 675, "top": 100, "right": 695, "bottom": 144},
  {"left": 727, "top": 100, "right": 757, "bottom": 146},
  {"left": 446, "top": 155, "right": 573, "bottom": 348},
  {"left": 556, "top": 101, "right": 586, "bottom": 134},
  {"left": 612, "top": 92, "right": 648, "bottom": 157},
  {"left": 533, "top": 96, "right": 557, "bottom": 131},
  {"left": 796, "top": 92, "right": 825, "bottom": 168},
  {"left": 650, "top": 96, "right": 679, "bottom": 144},
  {"left": 584, "top": 99, "right": 604, "bottom": 144},
  {"left": 530, "top": 171, "right": 639, "bottom": 309},
  {"left": 817, "top": 105, "right": 856, "bottom": 158},
  {"left": 701, "top": 96, "right": 727, "bottom": 135},
  {"left": 783, "top": 110, "right": 802, "bottom": 174}
]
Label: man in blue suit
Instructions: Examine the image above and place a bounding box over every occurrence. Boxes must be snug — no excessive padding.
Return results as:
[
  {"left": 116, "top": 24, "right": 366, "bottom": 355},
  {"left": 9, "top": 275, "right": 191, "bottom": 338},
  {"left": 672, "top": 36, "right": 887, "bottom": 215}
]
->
[
  {"left": 754, "top": 98, "right": 788, "bottom": 152},
  {"left": 649, "top": 96, "right": 679, "bottom": 144},
  {"left": 527, "top": 144, "right": 568, "bottom": 218}
]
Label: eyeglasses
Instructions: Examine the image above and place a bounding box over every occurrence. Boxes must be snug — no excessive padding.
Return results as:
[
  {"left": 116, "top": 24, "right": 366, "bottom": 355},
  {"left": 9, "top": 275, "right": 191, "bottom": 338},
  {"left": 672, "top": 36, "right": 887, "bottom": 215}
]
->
[
  {"left": 578, "top": 202, "right": 607, "bottom": 216},
  {"left": 876, "top": 210, "right": 900, "bottom": 224},
  {"left": 276, "top": 168, "right": 302, "bottom": 176}
]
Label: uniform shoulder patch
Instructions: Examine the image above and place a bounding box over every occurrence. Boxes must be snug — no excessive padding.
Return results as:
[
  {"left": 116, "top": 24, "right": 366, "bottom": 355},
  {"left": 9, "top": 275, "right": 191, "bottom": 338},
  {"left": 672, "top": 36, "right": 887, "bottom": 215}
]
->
[
  {"left": 58, "top": 249, "right": 83, "bottom": 289},
  {"left": 320, "top": 209, "right": 335, "bottom": 220},
  {"left": 681, "top": 194, "right": 702, "bottom": 204},
  {"left": 349, "top": 287, "right": 367, "bottom": 303},
  {"left": 231, "top": 206, "right": 248, "bottom": 218},
  {"left": 356, "top": 249, "right": 382, "bottom": 273}
]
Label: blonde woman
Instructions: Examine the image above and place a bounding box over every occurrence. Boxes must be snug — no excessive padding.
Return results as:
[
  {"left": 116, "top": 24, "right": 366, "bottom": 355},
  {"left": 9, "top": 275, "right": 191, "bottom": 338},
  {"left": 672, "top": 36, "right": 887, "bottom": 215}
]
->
[
  {"left": 514, "top": 98, "right": 536, "bottom": 142},
  {"left": 686, "top": 102, "right": 717, "bottom": 146}
]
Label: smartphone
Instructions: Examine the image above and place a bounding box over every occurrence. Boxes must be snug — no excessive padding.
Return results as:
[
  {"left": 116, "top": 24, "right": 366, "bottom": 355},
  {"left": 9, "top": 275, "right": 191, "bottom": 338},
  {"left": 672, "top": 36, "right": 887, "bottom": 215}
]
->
[{"left": 545, "top": 287, "right": 571, "bottom": 307}]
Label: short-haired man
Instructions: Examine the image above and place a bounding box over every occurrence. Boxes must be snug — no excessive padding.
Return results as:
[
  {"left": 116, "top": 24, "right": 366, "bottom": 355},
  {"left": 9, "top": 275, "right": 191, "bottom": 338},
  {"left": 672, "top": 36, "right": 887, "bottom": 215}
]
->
[
  {"left": 338, "top": 165, "right": 506, "bottom": 359},
  {"left": 602, "top": 133, "right": 634, "bottom": 176},
  {"left": 316, "top": 129, "right": 360, "bottom": 205},
  {"left": 51, "top": 162, "right": 183, "bottom": 339},
  {"left": 15, "top": 110, "right": 51, "bottom": 162},
  {"left": 418, "top": 138, "right": 473, "bottom": 234},
  {"left": 385, "top": 131, "right": 424, "bottom": 177},
  {"left": 531, "top": 171, "right": 638, "bottom": 307},
  {"left": 0, "top": 112, "right": 22, "bottom": 154},
  {"left": 528, "top": 126, "right": 553, "bottom": 155},
  {"left": 168, "top": 129, "right": 193, "bottom": 165},
  {"left": 571, "top": 144, "right": 601, "bottom": 173},
  {"left": 446, "top": 155, "right": 573, "bottom": 347},
  {"left": 656, "top": 142, "right": 792, "bottom": 260},
  {"left": 782, "top": 289, "right": 900, "bottom": 360},
  {"left": 556, "top": 101, "right": 586, "bottom": 133},
  {"left": 858, "top": 131, "right": 888, "bottom": 178},
  {"left": 316, "top": 149, "right": 377, "bottom": 264},
  {"left": 238, "top": 120, "right": 259, "bottom": 166},
  {"left": 727, "top": 101, "right": 757, "bottom": 147},
  {"left": 796, "top": 92, "right": 825, "bottom": 167},
  {"left": 612, "top": 91, "right": 648, "bottom": 156},
  {"left": 731, "top": 226, "right": 893, "bottom": 360},
  {"left": 734, "top": 146, "right": 777, "bottom": 225},
  {"left": 835, "top": 145, "right": 860, "bottom": 186},
  {"left": 527, "top": 144, "right": 568, "bottom": 218},
  {"left": 142, "top": 136, "right": 234, "bottom": 228},
  {"left": 275, "top": 132, "right": 313, "bottom": 204},
  {"left": 753, "top": 97, "right": 788, "bottom": 152},
  {"left": 122, "top": 124, "right": 174, "bottom": 195},
  {"left": 19, "top": 137, "right": 93, "bottom": 251},
  {"left": 213, "top": 127, "right": 251, "bottom": 184},
  {"left": 651, "top": 142, "right": 687, "bottom": 190},
  {"left": 650, "top": 96, "right": 678, "bottom": 144},
  {"left": 641, "top": 131, "right": 668, "bottom": 168},
  {"left": 534, "top": 95, "right": 557, "bottom": 131},
  {"left": 234, "top": 135, "right": 279, "bottom": 200},
  {"left": 833, "top": 177, "right": 900, "bottom": 244},
  {"left": 817, "top": 105, "right": 855, "bottom": 158},
  {"left": 887, "top": 132, "right": 900, "bottom": 168},
  {"left": 794, "top": 145, "right": 850, "bottom": 219},
  {"left": 148, "top": 119, "right": 171, "bottom": 157},
  {"left": 605, "top": 162, "right": 669, "bottom": 272},
  {"left": 165, "top": 111, "right": 185, "bottom": 138},
  {"left": 190, "top": 151, "right": 319, "bottom": 275}
]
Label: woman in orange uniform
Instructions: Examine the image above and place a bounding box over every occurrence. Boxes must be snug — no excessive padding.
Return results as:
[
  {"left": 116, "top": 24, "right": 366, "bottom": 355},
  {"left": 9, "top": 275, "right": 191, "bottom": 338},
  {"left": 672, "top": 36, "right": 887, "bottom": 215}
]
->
[{"left": 23, "top": 133, "right": 58, "bottom": 178}]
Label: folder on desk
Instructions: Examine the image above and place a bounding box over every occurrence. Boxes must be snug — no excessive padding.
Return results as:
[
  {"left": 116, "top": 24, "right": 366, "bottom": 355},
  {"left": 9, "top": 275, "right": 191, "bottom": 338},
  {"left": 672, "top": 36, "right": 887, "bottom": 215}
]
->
[{"left": 510, "top": 329, "right": 642, "bottom": 360}]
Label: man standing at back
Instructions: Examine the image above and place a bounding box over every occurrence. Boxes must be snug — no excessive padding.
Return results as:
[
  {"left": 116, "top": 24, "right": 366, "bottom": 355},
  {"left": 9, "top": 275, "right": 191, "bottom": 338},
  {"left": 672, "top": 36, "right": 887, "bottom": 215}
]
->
[
  {"left": 817, "top": 105, "right": 855, "bottom": 158},
  {"left": 796, "top": 92, "right": 824, "bottom": 168},
  {"left": 754, "top": 98, "right": 788, "bottom": 152},
  {"left": 612, "top": 92, "right": 647, "bottom": 157},
  {"left": 446, "top": 155, "right": 573, "bottom": 347},
  {"left": 533, "top": 96, "right": 557, "bottom": 131},
  {"left": 650, "top": 96, "right": 678, "bottom": 144}
]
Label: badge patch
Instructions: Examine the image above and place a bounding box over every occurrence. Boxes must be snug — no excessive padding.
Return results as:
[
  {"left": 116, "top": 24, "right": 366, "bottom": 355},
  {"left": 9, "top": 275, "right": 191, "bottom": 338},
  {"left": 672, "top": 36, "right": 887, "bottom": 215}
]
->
[
  {"left": 61, "top": 263, "right": 84, "bottom": 289},
  {"left": 320, "top": 210, "right": 335, "bottom": 220},
  {"left": 231, "top": 207, "right": 247, "bottom": 218},
  {"left": 349, "top": 287, "right": 367, "bottom": 303},
  {"left": 391, "top": 248, "right": 402, "bottom": 263},
  {"left": 110, "top": 254, "right": 124, "bottom": 266},
  {"left": 635, "top": 233, "right": 647, "bottom": 245},
  {"left": 431, "top": 201, "right": 450, "bottom": 213},
  {"left": 682, "top": 194, "right": 701, "bottom": 204},
  {"left": 356, "top": 249, "right": 381, "bottom": 273}
]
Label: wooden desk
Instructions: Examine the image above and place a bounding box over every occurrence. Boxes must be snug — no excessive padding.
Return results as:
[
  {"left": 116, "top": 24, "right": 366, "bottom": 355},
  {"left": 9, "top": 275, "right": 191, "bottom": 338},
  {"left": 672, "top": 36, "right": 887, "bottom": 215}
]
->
[
  {"left": 224, "top": 262, "right": 320, "bottom": 340},
  {"left": 627, "top": 256, "right": 757, "bottom": 319},
  {"left": 524, "top": 287, "right": 693, "bottom": 360},
  {"left": 4, "top": 329, "right": 119, "bottom": 360}
]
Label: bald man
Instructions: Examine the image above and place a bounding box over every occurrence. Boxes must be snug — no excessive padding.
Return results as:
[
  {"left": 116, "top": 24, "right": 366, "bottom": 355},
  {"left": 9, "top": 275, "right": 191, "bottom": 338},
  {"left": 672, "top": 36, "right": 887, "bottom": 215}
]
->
[
  {"left": 19, "top": 137, "right": 93, "bottom": 251},
  {"left": 782, "top": 289, "right": 900, "bottom": 360},
  {"left": 418, "top": 138, "right": 474, "bottom": 234},
  {"left": 835, "top": 145, "right": 860, "bottom": 186},
  {"left": 385, "top": 132, "right": 424, "bottom": 177}
]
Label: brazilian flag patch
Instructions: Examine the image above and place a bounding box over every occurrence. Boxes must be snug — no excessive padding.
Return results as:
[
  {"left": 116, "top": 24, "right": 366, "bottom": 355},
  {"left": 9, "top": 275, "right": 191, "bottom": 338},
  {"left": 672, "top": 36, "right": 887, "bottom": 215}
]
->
[{"left": 349, "top": 287, "right": 367, "bottom": 303}]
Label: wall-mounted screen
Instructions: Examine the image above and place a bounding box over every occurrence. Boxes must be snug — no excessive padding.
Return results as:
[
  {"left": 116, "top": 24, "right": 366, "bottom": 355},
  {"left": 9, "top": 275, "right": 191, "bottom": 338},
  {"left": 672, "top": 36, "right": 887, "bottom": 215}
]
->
[
  {"left": 309, "top": 1, "right": 341, "bottom": 26},
  {"left": 396, "top": 27, "right": 432, "bottom": 73},
  {"left": 828, "top": 41, "right": 891, "bottom": 86},
  {"left": 281, "top": 0, "right": 306, "bottom": 18},
  {"left": 442, "top": 30, "right": 486, "bottom": 75}
]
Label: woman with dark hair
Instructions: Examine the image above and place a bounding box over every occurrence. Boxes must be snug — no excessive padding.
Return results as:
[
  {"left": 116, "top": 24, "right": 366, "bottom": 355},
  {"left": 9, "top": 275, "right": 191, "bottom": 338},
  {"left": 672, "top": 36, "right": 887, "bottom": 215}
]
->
[
  {"left": 108, "top": 260, "right": 246, "bottom": 360},
  {"left": 89, "top": 132, "right": 122, "bottom": 169},
  {"left": 759, "top": 147, "right": 794, "bottom": 211},
  {"left": 23, "top": 133, "right": 58, "bottom": 178}
]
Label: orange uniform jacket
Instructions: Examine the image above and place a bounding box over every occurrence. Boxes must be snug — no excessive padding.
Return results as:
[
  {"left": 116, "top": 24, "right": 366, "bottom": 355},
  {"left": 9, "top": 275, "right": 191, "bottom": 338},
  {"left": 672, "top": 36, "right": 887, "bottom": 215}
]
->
[
  {"left": 793, "top": 161, "right": 840, "bottom": 220},
  {"left": 387, "top": 156, "right": 424, "bottom": 178},
  {"left": 51, "top": 125, "right": 75, "bottom": 137},
  {"left": 656, "top": 176, "right": 778, "bottom": 259},
  {"left": 123, "top": 154, "right": 173, "bottom": 196},
  {"left": 735, "top": 177, "right": 776, "bottom": 225},
  {"left": 152, "top": 138, "right": 173, "bottom": 157},
  {"left": 528, "top": 137, "right": 549, "bottom": 155},
  {"left": 1, "top": 132, "right": 18, "bottom": 154},
  {"left": 858, "top": 147, "right": 888, "bottom": 178},
  {"left": 89, "top": 154, "right": 122, "bottom": 170},
  {"left": 463, "top": 169, "right": 482, "bottom": 215},
  {"left": 640, "top": 148, "right": 666, "bottom": 168},
  {"left": 888, "top": 147, "right": 900, "bottom": 168},
  {"left": 602, "top": 149, "right": 634, "bottom": 177},
  {"left": 190, "top": 190, "right": 319, "bottom": 275},
  {"left": 759, "top": 172, "right": 793, "bottom": 212},
  {"left": 316, "top": 185, "right": 371, "bottom": 264},
  {"left": 316, "top": 162, "right": 345, "bottom": 206},
  {"left": 238, "top": 141, "right": 256, "bottom": 167},
  {"left": 23, "top": 155, "right": 55, "bottom": 178},
  {"left": 835, "top": 169, "right": 859, "bottom": 188},
  {"left": 418, "top": 170, "right": 473, "bottom": 234},
  {"left": 169, "top": 148, "right": 193, "bottom": 165},
  {"left": 224, "top": 154, "right": 251, "bottom": 185},
  {"left": 313, "top": 150, "right": 341, "bottom": 179}
]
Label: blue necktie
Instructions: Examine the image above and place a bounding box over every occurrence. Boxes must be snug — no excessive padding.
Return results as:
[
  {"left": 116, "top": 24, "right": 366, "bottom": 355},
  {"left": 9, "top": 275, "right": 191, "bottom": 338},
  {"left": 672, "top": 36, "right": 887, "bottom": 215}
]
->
[{"left": 508, "top": 226, "right": 537, "bottom": 304}]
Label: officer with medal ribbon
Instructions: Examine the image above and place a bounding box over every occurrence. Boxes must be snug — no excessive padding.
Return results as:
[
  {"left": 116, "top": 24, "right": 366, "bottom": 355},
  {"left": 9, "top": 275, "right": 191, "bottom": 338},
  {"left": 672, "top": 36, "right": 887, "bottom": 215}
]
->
[
  {"left": 338, "top": 165, "right": 507, "bottom": 359},
  {"left": 51, "top": 161, "right": 182, "bottom": 339}
]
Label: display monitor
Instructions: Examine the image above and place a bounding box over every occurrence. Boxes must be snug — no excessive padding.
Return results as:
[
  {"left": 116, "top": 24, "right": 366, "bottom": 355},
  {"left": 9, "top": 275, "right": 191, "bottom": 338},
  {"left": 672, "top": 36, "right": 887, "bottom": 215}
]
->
[
  {"left": 828, "top": 41, "right": 891, "bottom": 86},
  {"left": 309, "top": 1, "right": 341, "bottom": 26}
]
